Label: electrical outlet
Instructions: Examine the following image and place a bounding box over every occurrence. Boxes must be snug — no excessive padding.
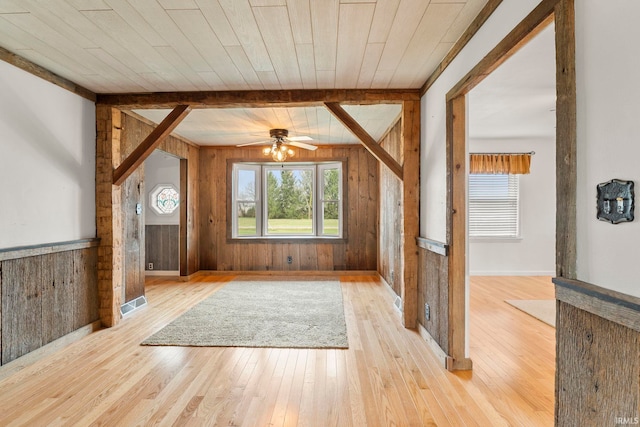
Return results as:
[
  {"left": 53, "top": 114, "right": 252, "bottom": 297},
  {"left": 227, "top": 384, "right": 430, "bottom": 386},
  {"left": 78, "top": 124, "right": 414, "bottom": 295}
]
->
[
  {"left": 424, "top": 303, "right": 430, "bottom": 321},
  {"left": 148, "top": 263, "right": 154, "bottom": 270},
  {"left": 287, "top": 256, "right": 293, "bottom": 264}
]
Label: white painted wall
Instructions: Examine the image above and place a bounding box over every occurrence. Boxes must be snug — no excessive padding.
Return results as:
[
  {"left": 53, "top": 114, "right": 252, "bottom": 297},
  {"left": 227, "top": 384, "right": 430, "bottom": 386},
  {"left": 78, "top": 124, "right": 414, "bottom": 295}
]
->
[
  {"left": 468, "top": 138, "right": 556, "bottom": 275},
  {"left": 0, "top": 61, "right": 95, "bottom": 249},
  {"left": 575, "top": 1, "right": 640, "bottom": 297},
  {"left": 421, "top": 0, "right": 544, "bottom": 243},
  {"left": 144, "top": 150, "right": 180, "bottom": 226}
]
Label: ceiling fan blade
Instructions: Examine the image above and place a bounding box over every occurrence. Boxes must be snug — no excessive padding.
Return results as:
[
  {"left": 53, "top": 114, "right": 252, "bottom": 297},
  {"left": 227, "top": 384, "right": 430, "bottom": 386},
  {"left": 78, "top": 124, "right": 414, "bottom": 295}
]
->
[
  {"left": 288, "top": 136, "right": 313, "bottom": 141},
  {"left": 236, "top": 139, "right": 272, "bottom": 147},
  {"left": 288, "top": 141, "right": 318, "bottom": 151}
]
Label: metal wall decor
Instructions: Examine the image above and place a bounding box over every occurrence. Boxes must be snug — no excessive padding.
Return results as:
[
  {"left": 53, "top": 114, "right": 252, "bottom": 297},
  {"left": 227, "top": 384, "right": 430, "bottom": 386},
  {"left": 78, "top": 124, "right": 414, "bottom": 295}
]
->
[{"left": 596, "top": 179, "right": 634, "bottom": 224}]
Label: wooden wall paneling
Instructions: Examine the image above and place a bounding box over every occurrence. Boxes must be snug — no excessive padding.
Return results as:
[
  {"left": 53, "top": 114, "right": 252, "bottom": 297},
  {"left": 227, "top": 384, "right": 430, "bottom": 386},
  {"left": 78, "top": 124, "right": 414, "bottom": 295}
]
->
[
  {"left": 120, "top": 118, "right": 145, "bottom": 303},
  {"left": 556, "top": 301, "right": 639, "bottom": 425},
  {"left": 378, "top": 121, "right": 403, "bottom": 295},
  {"left": 41, "top": 252, "right": 75, "bottom": 344},
  {"left": 122, "top": 169, "right": 145, "bottom": 303},
  {"left": 418, "top": 248, "right": 449, "bottom": 352},
  {"left": 401, "top": 100, "right": 420, "bottom": 328},
  {"left": 180, "top": 159, "right": 188, "bottom": 275},
  {"left": 73, "top": 247, "right": 99, "bottom": 330},
  {"left": 145, "top": 225, "right": 180, "bottom": 271},
  {"left": 185, "top": 144, "right": 200, "bottom": 275},
  {"left": 198, "top": 145, "right": 377, "bottom": 271},
  {"left": 1, "top": 257, "right": 42, "bottom": 364},
  {"left": 95, "top": 106, "right": 123, "bottom": 327},
  {"left": 198, "top": 148, "right": 217, "bottom": 270}
]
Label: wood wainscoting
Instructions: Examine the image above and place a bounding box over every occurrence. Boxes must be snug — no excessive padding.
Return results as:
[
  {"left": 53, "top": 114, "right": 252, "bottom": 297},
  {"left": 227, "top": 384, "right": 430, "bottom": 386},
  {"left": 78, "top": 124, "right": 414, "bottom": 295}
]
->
[
  {"left": 0, "top": 239, "right": 99, "bottom": 364},
  {"left": 145, "top": 225, "right": 180, "bottom": 272},
  {"left": 554, "top": 277, "right": 640, "bottom": 425}
]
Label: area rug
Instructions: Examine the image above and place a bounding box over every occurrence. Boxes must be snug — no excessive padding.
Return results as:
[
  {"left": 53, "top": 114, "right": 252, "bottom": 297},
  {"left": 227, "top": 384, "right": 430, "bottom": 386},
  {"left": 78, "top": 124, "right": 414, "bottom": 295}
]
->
[
  {"left": 505, "top": 299, "right": 556, "bottom": 327},
  {"left": 141, "top": 280, "right": 348, "bottom": 348}
]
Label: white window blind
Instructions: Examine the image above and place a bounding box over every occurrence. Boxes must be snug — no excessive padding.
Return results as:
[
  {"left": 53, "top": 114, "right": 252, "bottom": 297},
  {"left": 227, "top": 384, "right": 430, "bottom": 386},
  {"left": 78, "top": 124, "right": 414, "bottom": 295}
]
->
[{"left": 468, "top": 174, "right": 520, "bottom": 238}]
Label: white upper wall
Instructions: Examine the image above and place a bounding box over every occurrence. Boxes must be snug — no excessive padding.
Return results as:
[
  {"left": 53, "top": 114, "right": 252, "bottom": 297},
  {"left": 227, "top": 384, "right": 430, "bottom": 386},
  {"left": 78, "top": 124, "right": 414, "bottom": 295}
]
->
[
  {"left": 0, "top": 60, "right": 95, "bottom": 249},
  {"left": 575, "top": 1, "right": 640, "bottom": 296},
  {"left": 421, "top": 0, "right": 543, "bottom": 242},
  {"left": 422, "top": 0, "right": 640, "bottom": 296}
]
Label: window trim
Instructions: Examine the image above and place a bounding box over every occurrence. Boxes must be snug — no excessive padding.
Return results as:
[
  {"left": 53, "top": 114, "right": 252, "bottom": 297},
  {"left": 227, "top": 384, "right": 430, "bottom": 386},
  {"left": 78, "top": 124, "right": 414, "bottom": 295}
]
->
[{"left": 229, "top": 160, "right": 346, "bottom": 241}]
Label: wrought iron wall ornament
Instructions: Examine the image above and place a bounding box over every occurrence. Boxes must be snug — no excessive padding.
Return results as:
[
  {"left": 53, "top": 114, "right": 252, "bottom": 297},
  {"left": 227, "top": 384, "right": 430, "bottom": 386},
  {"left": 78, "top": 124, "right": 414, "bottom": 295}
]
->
[{"left": 596, "top": 179, "right": 634, "bottom": 224}]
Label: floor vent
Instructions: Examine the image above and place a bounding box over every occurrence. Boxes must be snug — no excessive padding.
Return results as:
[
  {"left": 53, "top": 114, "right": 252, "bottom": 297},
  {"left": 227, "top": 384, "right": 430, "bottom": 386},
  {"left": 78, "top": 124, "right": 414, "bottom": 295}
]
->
[
  {"left": 394, "top": 295, "right": 402, "bottom": 312},
  {"left": 121, "top": 296, "right": 148, "bottom": 317}
]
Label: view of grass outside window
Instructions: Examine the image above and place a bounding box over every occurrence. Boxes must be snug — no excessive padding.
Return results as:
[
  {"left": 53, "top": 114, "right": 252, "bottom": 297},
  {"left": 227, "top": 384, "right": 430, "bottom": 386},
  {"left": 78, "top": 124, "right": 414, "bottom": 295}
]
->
[{"left": 232, "top": 162, "right": 342, "bottom": 238}]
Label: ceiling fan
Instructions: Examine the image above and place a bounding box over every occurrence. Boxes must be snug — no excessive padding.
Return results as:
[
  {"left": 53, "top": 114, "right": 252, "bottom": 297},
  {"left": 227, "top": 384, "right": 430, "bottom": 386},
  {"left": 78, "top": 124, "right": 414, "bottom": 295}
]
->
[{"left": 236, "top": 128, "right": 318, "bottom": 161}]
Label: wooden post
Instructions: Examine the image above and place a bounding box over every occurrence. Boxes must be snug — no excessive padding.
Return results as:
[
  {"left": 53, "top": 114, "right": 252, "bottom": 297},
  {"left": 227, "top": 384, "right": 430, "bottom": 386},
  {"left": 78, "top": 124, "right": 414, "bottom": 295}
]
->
[
  {"left": 401, "top": 100, "right": 420, "bottom": 328},
  {"left": 96, "top": 106, "right": 123, "bottom": 327}
]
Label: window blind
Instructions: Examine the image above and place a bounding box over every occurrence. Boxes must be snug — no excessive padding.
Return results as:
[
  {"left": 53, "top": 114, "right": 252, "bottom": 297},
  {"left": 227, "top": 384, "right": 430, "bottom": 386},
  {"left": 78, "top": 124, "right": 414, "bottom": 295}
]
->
[{"left": 468, "top": 174, "right": 520, "bottom": 238}]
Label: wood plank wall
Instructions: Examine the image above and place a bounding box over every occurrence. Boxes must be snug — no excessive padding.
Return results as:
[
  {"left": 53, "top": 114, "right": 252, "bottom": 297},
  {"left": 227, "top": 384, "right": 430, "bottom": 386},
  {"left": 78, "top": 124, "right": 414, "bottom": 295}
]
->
[
  {"left": 555, "top": 278, "right": 640, "bottom": 425},
  {"left": 121, "top": 113, "right": 200, "bottom": 276},
  {"left": 145, "top": 225, "right": 179, "bottom": 271},
  {"left": 418, "top": 249, "right": 449, "bottom": 352},
  {"left": 378, "top": 121, "right": 403, "bottom": 295},
  {"left": 0, "top": 243, "right": 98, "bottom": 364},
  {"left": 198, "top": 145, "right": 378, "bottom": 271}
]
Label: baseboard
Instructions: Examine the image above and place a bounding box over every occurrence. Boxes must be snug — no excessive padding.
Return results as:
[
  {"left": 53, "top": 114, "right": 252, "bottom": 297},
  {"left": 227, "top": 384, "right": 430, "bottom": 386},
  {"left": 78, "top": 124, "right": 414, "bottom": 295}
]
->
[
  {"left": 469, "top": 270, "right": 555, "bottom": 276},
  {"left": 0, "top": 320, "right": 102, "bottom": 381},
  {"left": 145, "top": 270, "right": 180, "bottom": 276},
  {"left": 193, "top": 270, "right": 378, "bottom": 277},
  {"left": 417, "top": 324, "right": 449, "bottom": 368}
]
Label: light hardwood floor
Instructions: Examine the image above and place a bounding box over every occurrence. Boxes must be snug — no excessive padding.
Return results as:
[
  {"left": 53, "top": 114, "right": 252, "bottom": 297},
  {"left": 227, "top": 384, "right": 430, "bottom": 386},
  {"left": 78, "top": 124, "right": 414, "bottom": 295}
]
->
[{"left": 0, "top": 274, "right": 555, "bottom": 426}]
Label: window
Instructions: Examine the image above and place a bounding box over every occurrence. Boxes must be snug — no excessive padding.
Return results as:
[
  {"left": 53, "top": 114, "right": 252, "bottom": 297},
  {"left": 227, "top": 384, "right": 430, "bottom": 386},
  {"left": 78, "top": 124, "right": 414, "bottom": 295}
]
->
[
  {"left": 232, "top": 162, "right": 343, "bottom": 238},
  {"left": 468, "top": 174, "right": 519, "bottom": 238},
  {"left": 149, "top": 184, "right": 179, "bottom": 215}
]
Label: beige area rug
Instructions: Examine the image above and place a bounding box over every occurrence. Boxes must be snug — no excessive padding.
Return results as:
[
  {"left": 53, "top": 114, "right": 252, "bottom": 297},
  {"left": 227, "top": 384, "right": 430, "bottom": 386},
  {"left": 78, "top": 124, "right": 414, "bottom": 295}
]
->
[
  {"left": 505, "top": 299, "right": 556, "bottom": 327},
  {"left": 142, "top": 280, "right": 348, "bottom": 349}
]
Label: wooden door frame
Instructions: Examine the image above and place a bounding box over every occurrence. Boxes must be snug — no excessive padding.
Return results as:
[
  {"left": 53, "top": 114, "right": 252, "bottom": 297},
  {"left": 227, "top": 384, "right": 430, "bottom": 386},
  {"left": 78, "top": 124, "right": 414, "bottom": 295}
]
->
[{"left": 445, "top": 0, "right": 576, "bottom": 370}]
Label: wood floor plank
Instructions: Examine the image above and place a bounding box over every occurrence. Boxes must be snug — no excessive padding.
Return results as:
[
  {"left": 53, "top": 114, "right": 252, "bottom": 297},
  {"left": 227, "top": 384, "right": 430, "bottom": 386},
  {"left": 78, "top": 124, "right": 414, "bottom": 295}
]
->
[{"left": 0, "top": 274, "right": 554, "bottom": 426}]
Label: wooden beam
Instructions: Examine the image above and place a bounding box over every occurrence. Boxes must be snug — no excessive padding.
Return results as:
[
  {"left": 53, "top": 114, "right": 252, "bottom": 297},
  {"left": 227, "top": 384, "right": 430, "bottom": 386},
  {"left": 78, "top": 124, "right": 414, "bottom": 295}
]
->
[
  {"left": 554, "top": 0, "right": 576, "bottom": 279},
  {"left": 96, "top": 89, "right": 420, "bottom": 109},
  {"left": 0, "top": 46, "right": 96, "bottom": 101},
  {"left": 400, "top": 100, "right": 420, "bottom": 328},
  {"left": 324, "top": 102, "right": 403, "bottom": 180},
  {"left": 113, "top": 105, "right": 191, "bottom": 186}
]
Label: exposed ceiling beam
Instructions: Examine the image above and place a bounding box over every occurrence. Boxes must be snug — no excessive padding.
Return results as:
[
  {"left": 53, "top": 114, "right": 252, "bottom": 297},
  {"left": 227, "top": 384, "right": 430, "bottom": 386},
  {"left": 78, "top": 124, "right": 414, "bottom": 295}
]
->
[
  {"left": 324, "top": 102, "right": 403, "bottom": 180},
  {"left": 113, "top": 105, "right": 191, "bottom": 186},
  {"left": 96, "top": 89, "right": 420, "bottom": 109}
]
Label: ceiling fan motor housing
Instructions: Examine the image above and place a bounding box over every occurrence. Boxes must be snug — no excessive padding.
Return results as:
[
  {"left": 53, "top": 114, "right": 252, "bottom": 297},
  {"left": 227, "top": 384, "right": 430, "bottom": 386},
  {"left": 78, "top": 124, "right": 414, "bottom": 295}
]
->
[{"left": 270, "top": 128, "right": 289, "bottom": 140}]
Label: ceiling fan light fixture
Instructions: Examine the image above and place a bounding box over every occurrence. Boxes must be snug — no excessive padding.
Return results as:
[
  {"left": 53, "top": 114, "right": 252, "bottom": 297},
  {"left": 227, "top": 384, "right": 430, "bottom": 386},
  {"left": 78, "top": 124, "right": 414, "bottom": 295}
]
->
[{"left": 264, "top": 140, "right": 295, "bottom": 161}]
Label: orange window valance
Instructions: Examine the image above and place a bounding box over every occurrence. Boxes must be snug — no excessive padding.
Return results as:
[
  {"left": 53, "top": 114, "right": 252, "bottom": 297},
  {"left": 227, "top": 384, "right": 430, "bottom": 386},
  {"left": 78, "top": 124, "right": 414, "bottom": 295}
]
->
[{"left": 469, "top": 152, "right": 532, "bottom": 174}]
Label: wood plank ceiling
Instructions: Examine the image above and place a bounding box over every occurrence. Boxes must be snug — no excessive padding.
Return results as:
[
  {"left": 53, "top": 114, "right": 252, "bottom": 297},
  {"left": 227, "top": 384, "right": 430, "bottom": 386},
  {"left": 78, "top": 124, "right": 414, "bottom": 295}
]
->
[{"left": 0, "top": 0, "right": 489, "bottom": 145}]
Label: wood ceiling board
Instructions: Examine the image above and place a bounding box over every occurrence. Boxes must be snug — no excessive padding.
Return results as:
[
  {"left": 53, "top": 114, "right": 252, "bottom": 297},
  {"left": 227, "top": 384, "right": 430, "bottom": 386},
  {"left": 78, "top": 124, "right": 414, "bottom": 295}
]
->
[
  {"left": 357, "top": 43, "right": 385, "bottom": 89},
  {"left": 256, "top": 70, "right": 281, "bottom": 90},
  {"left": 409, "top": 42, "right": 453, "bottom": 88},
  {"left": 286, "top": 0, "right": 312, "bottom": 45},
  {"left": 194, "top": 0, "right": 240, "bottom": 47},
  {"left": 441, "top": 0, "right": 488, "bottom": 43},
  {"left": 368, "top": 0, "right": 401, "bottom": 44},
  {"left": 253, "top": 6, "right": 303, "bottom": 89},
  {"left": 218, "top": 0, "right": 273, "bottom": 72},
  {"left": 166, "top": 9, "right": 246, "bottom": 89},
  {"left": 250, "top": 0, "right": 286, "bottom": 6},
  {"left": 392, "top": 3, "right": 464, "bottom": 88},
  {"left": 106, "top": 0, "right": 168, "bottom": 47},
  {"left": 67, "top": 0, "right": 111, "bottom": 11},
  {"left": 158, "top": 0, "right": 199, "bottom": 9},
  {"left": 335, "top": 3, "right": 375, "bottom": 89},
  {"left": 376, "top": 0, "right": 430, "bottom": 73},
  {"left": 225, "top": 45, "right": 266, "bottom": 90},
  {"left": 295, "top": 43, "right": 317, "bottom": 89},
  {"left": 153, "top": 46, "right": 207, "bottom": 91},
  {"left": 310, "top": 0, "right": 339, "bottom": 71},
  {"left": 85, "top": 48, "right": 157, "bottom": 92}
]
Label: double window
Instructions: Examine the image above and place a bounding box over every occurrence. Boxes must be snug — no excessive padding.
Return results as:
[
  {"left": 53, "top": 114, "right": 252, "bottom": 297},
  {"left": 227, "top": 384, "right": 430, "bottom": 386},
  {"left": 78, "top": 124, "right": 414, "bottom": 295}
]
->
[
  {"left": 232, "top": 162, "right": 343, "bottom": 238},
  {"left": 468, "top": 174, "right": 520, "bottom": 238}
]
